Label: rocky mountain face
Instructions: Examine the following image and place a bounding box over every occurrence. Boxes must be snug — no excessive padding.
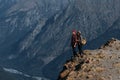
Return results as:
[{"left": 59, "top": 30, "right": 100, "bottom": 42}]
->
[
  {"left": 0, "top": 0, "right": 69, "bottom": 78},
  {"left": 86, "top": 12, "right": 120, "bottom": 49},
  {"left": 58, "top": 38, "right": 120, "bottom": 80},
  {"left": 0, "top": 0, "right": 120, "bottom": 80}
]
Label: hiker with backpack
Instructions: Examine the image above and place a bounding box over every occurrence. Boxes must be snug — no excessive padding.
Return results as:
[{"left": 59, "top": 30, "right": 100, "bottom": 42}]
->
[
  {"left": 71, "top": 30, "right": 77, "bottom": 57},
  {"left": 71, "top": 30, "right": 86, "bottom": 57},
  {"left": 76, "top": 31, "right": 83, "bottom": 56}
]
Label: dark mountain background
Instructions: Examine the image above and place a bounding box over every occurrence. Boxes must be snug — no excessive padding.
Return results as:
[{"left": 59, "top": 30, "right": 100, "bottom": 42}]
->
[
  {"left": 0, "top": 0, "right": 120, "bottom": 80},
  {"left": 0, "top": 66, "right": 37, "bottom": 80}
]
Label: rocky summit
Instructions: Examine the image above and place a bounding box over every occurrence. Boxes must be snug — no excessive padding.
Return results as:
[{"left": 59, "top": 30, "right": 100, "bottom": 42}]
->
[{"left": 58, "top": 38, "right": 120, "bottom": 80}]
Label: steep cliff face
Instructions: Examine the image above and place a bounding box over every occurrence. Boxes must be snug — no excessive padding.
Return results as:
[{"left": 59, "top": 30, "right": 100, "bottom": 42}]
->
[{"left": 58, "top": 38, "right": 120, "bottom": 80}]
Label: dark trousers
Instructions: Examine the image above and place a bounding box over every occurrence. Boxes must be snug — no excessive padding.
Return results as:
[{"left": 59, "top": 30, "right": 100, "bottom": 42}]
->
[
  {"left": 78, "top": 44, "right": 83, "bottom": 55},
  {"left": 72, "top": 46, "right": 77, "bottom": 57}
]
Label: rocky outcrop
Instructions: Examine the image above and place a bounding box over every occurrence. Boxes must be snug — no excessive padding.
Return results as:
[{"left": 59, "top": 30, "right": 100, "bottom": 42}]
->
[{"left": 58, "top": 38, "right": 120, "bottom": 80}]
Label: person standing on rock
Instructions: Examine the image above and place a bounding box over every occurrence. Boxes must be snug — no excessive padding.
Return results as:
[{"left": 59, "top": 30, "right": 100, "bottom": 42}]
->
[
  {"left": 71, "top": 30, "right": 77, "bottom": 57},
  {"left": 76, "top": 31, "right": 83, "bottom": 56}
]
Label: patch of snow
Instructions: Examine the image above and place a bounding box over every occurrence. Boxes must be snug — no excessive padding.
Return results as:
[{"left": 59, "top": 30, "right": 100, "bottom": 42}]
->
[
  {"left": 3, "top": 67, "right": 50, "bottom": 80},
  {"left": 41, "top": 56, "right": 56, "bottom": 65},
  {"left": 3, "top": 67, "right": 30, "bottom": 77},
  {"left": 33, "top": 76, "right": 50, "bottom": 80}
]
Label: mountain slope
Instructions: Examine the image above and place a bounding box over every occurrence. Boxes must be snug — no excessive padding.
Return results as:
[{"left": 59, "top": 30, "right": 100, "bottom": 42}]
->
[
  {"left": 86, "top": 16, "right": 120, "bottom": 49},
  {"left": 0, "top": 0, "right": 69, "bottom": 77},
  {"left": 58, "top": 38, "right": 120, "bottom": 80}
]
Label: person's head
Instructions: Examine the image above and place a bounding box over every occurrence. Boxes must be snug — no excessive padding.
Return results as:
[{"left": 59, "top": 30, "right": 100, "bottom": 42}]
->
[
  {"left": 72, "top": 30, "right": 76, "bottom": 35},
  {"left": 77, "top": 31, "right": 81, "bottom": 36}
]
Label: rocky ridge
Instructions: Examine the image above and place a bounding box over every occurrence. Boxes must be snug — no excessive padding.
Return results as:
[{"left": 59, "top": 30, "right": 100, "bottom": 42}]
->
[{"left": 58, "top": 38, "right": 120, "bottom": 80}]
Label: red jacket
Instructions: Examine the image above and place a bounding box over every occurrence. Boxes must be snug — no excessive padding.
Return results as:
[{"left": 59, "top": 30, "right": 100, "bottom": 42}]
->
[{"left": 71, "top": 34, "right": 77, "bottom": 47}]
